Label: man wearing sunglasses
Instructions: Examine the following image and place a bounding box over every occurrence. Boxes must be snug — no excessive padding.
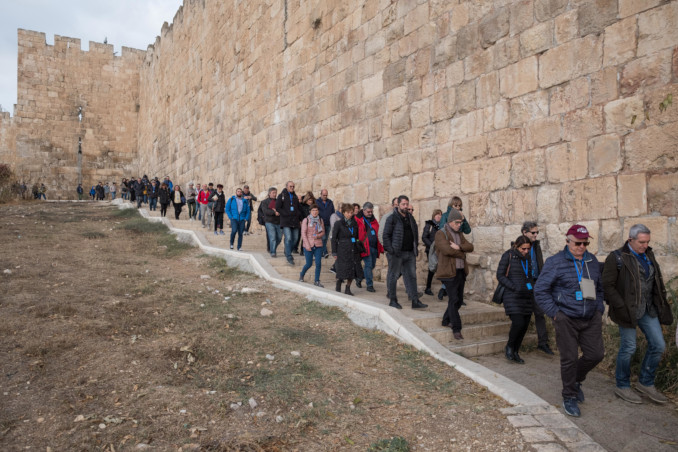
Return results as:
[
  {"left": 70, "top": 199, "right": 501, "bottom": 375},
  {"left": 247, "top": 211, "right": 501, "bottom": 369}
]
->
[{"left": 534, "top": 224, "right": 605, "bottom": 418}]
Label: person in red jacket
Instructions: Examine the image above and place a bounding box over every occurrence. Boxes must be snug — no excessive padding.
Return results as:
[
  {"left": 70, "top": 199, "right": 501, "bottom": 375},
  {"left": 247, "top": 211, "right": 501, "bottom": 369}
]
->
[{"left": 355, "top": 202, "right": 384, "bottom": 293}]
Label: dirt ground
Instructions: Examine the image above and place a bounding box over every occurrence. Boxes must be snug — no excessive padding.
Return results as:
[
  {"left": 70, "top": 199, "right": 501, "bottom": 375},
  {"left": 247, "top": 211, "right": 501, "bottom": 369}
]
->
[{"left": 0, "top": 202, "right": 528, "bottom": 451}]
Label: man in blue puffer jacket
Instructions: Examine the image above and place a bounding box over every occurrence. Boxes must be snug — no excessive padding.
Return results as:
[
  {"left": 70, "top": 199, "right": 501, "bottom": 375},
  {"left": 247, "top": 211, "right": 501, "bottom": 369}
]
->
[
  {"left": 534, "top": 224, "right": 605, "bottom": 419},
  {"left": 226, "top": 188, "right": 251, "bottom": 251}
]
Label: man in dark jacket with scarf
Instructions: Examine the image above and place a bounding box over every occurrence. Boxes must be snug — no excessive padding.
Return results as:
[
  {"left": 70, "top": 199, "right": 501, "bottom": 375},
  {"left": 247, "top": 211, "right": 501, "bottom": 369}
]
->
[
  {"left": 535, "top": 224, "right": 604, "bottom": 418},
  {"left": 521, "top": 221, "right": 553, "bottom": 355},
  {"left": 382, "top": 195, "right": 427, "bottom": 310},
  {"left": 603, "top": 224, "right": 672, "bottom": 405},
  {"left": 276, "top": 181, "right": 302, "bottom": 265}
]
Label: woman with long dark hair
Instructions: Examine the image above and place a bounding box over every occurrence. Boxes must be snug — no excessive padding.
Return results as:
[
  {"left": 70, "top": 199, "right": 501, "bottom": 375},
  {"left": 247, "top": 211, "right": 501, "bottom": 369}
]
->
[
  {"left": 158, "top": 182, "right": 171, "bottom": 217},
  {"left": 331, "top": 203, "right": 364, "bottom": 295},
  {"left": 496, "top": 235, "right": 535, "bottom": 364}
]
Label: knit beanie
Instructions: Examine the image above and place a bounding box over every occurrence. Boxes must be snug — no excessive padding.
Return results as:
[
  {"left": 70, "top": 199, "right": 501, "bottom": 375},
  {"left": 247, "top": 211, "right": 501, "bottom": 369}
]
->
[{"left": 448, "top": 208, "right": 463, "bottom": 222}]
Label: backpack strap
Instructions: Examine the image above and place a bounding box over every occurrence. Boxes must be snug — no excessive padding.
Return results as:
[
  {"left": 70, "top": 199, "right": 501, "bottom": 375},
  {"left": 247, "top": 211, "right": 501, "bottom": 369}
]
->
[{"left": 613, "top": 249, "right": 623, "bottom": 270}]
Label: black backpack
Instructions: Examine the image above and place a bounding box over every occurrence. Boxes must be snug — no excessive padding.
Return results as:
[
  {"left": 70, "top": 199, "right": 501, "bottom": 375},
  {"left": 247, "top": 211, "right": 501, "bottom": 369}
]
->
[{"left": 257, "top": 202, "right": 265, "bottom": 226}]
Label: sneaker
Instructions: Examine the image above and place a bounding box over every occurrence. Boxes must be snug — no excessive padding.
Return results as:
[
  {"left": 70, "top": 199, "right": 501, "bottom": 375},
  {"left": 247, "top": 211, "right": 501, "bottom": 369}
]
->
[
  {"left": 299, "top": 277, "right": 304, "bottom": 282},
  {"left": 214, "top": 231, "right": 218, "bottom": 236},
  {"left": 355, "top": 280, "right": 362, "bottom": 288},
  {"left": 389, "top": 300, "right": 402, "bottom": 309},
  {"left": 287, "top": 259, "right": 294, "bottom": 266},
  {"left": 575, "top": 382, "right": 585, "bottom": 403},
  {"left": 562, "top": 398, "right": 580, "bottom": 417},
  {"left": 538, "top": 344, "right": 555, "bottom": 355},
  {"left": 271, "top": 253, "right": 277, "bottom": 258},
  {"left": 453, "top": 332, "right": 463, "bottom": 340},
  {"left": 634, "top": 384, "right": 668, "bottom": 404},
  {"left": 366, "top": 286, "right": 375, "bottom": 293},
  {"left": 314, "top": 281, "right": 324, "bottom": 288},
  {"left": 219, "top": 230, "right": 225, "bottom": 235},
  {"left": 614, "top": 386, "right": 643, "bottom": 404},
  {"left": 237, "top": 248, "right": 241, "bottom": 251},
  {"left": 230, "top": 245, "right": 234, "bottom": 250},
  {"left": 329, "top": 266, "right": 336, "bottom": 274},
  {"left": 243, "top": 231, "right": 249, "bottom": 236}
]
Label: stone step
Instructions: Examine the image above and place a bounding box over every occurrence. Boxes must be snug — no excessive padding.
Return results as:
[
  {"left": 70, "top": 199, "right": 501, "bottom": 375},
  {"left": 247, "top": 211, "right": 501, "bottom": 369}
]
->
[
  {"left": 426, "top": 321, "right": 511, "bottom": 343},
  {"left": 446, "top": 334, "right": 537, "bottom": 358},
  {"left": 412, "top": 308, "right": 508, "bottom": 329}
]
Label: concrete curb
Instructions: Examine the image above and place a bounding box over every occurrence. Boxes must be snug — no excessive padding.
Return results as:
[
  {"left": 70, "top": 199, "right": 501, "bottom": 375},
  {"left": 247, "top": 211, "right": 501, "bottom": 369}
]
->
[{"left": 117, "top": 200, "right": 602, "bottom": 451}]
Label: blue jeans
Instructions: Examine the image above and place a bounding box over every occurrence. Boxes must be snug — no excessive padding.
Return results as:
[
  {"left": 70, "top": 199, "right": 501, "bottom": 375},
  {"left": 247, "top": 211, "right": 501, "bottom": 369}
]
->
[
  {"left": 149, "top": 198, "right": 158, "bottom": 210},
  {"left": 615, "top": 312, "right": 666, "bottom": 388},
  {"left": 265, "top": 223, "right": 282, "bottom": 255},
  {"left": 111, "top": 192, "right": 116, "bottom": 200},
  {"left": 230, "top": 219, "right": 246, "bottom": 249},
  {"left": 283, "top": 226, "right": 300, "bottom": 261},
  {"left": 361, "top": 247, "right": 378, "bottom": 287},
  {"left": 301, "top": 246, "right": 323, "bottom": 282}
]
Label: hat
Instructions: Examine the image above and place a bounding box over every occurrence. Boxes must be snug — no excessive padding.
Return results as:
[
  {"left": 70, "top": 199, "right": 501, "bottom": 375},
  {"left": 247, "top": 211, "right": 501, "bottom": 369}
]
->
[
  {"left": 448, "top": 208, "right": 463, "bottom": 222},
  {"left": 566, "top": 224, "right": 592, "bottom": 239}
]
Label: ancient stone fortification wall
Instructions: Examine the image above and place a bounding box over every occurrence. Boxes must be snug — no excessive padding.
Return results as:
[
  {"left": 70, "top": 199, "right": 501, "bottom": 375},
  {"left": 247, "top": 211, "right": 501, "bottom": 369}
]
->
[
  {"left": 135, "top": 0, "right": 678, "bottom": 290},
  {"left": 5, "top": 29, "right": 146, "bottom": 197}
]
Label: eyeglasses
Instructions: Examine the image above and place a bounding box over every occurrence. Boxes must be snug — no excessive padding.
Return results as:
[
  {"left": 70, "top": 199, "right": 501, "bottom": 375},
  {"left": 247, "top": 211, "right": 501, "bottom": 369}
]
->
[
  {"left": 529, "top": 231, "right": 539, "bottom": 235},
  {"left": 568, "top": 240, "right": 590, "bottom": 247}
]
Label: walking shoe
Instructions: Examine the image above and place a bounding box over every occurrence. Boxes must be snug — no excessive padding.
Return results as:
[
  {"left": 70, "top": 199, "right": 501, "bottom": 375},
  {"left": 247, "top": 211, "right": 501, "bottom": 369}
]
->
[
  {"left": 575, "top": 382, "right": 585, "bottom": 403},
  {"left": 237, "top": 248, "right": 241, "bottom": 251},
  {"left": 437, "top": 288, "right": 446, "bottom": 300},
  {"left": 366, "top": 286, "right": 375, "bottom": 293},
  {"left": 344, "top": 286, "right": 354, "bottom": 296},
  {"left": 314, "top": 281, "right": 324, "bottom": 288},
  {"left": 512, "top": 352, "right": 525, "bottom": 364},
  {"left": 329, "top": 266, "right": 336, "bottom": 274},
  {"left": 538, "top": 344, "right": 555, "bottom": 355},
  {"left": 323, "top": 253, "right": 329, "bottom": 259},
  {"left": 505, "top": 346, "right": 514, "bottom": 362},
  {"left": 411, "top": 299, "right": 428, "bottom": 309},
  {"left": 562, "top": 398, "right": 580, "bottom": 417},
  {"left": 271, "top": 253, "right": 277, "bottom": 258},
  {"left": 230, "top": 245, "right": 234, "bottom": 250},
  {"left": 388, "top": 300, "right": 402, "bottom": 309},
  {"left": 424, "top": 288, "right": 433, "bottom": 296},
  {"left": 635, "top": 384, "right": 668, "bottom": 404},
  {"left": 287, "top": 258, "right": 295, "bottom": 266},
  {"left": 213, "top": 231, "right": 218, "bottom": 236},
  {"left": 355, "top": 280, "right": 362, "bottom": 288},
  {"left": 243, "top": 231, "right": 249, "bottom": 236},
  {"left": 453, "top": 332, "right": 463, "bottom": 340},
  {"left": 298, "top": 277, "right": 304, "bottom": 283},
  {"left": 614, "top": 386, "right": 643, "bottom": 404},
  {"left": 219, "top": 230, "right": 225, "bottom": 235}
]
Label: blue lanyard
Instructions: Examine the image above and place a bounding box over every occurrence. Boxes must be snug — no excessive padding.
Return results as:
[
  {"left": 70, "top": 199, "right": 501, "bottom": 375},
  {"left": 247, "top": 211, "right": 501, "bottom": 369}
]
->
[
  {"left": 573, "top": 259, "right": 583, "bottom": 283},
  {"left": 363, "top": 217, "right": 373, "bottom": 231},
  {"left": 629, "top": 247, "right": 651, "bottom": 265},
  {"left": 521, "top": 260, "right": 529, "bottom": 278},
  {"left": 289, "top": 192, "right": 293, "bottom": 203},
  {"left": 348, "top": 226, "right": 354, "bottom": 235}
]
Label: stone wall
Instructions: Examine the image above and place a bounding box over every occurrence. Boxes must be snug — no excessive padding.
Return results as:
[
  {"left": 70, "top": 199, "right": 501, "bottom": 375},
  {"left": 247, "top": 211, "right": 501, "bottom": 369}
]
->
[
  {"left": 133, "top": 0, "right": 678, "bottom": 293},
  {"left": 2, "top": 29, "right": 146, "bottom": 198}
]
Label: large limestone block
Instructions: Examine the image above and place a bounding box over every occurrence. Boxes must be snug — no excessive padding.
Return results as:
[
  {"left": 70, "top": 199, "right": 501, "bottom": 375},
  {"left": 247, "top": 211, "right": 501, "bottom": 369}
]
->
[
  {"left": 512, "top": 149, "right": 546, "bottom": 188},
  {"left": 459, "top": 161, "right": 482, "bottom": 194},
  {"left": 648, "top": 172, "right": 678, "bottom": 216},
  {"left": 479, "top": 7, "right": 509, "bottom": 49},
  {"left": 520, "top": 21, "right": 554, "bottom": 57},
  {"left": 525, "top": 115, "right": 561, "bottom": 149},
  {"left": 578, "top": 0, "right": 619, "bottom": 37},
  {"left": 561, "top": 176, "right": 618, "bottom": 221},
  {"left": 456, "top": 80, "right": 476, "bottom": 114},
  {"left": 487, "top": 127, "right": 522, "bottom": 157},
  {"left": 535, "top": 0, "right": 569, "bottom": 21},
  {"left": 537, "top": 184, "right": 561, "bottom": 224},
  {"left": 387, "top": 86, "right": 408, "bottom": 111},
  {"left": 493, "top": 37, "right": 521, "bottom": 69},
  {"left": 563, "top": 107, "right": 604, "bottom": 141},
  {"left": 453, "top": 135, "right": 487, "bottom": 163},
  {"left": 509, "top": 91, "right": 549, "bottom": 126},
  {"left": 433, "top": 35, "right": 457, "bottom": 70},
  {"left": 362, "top": 71, "right": 383, "bottom": 101},
  {"left": 623, "top": 216, "right": 669, "bottom": 251},
  {"left": 550, "top": 77, "right": 590, "bottom": 115},
  {"left": 389, "top": 175, "right": 412, "bottom": 201},
  {"left": 622, "top": 50, "right": 673, "bottom": 98},
  {"left": 510, "top": 0, "right": 534, "bottom": 36},
  {"left": 476, "top": 72, "right": 499, "bottom": 108},
  {"left": 503, "top": 224, "right": 524, "bottom": 250},
  {"left": 624, "top": 123, "right": 678, "bottom": 171},
  {"left": 539, "top": 35, "right": 602, "bottom": 89},
  {"left": 544, "top": 222, "right": 572, "bottom": 255},
  {"left": 546, "top": 142, "right": 588, "bottom": 183},
  {"left": 603, "top": 17, "right": 637, "bottom": 68},
  {"left": 619, "top": 0, "right": 662, "bottom": 18},
  {"left": 480, "top": 156, "right": 512, "bottom": 192},
  {"left": 410, "top": 98, "right": 430, "bottom": 128},
  {"left": 434, "top": 164, "right": 462, "bottom": 198},
  {"left": 412, "top": 171, "right": 434, "bottom": 200},
  {"left": 392, "top": 107, "right": 411, "bottom": 134},
  {"left": 637, "top": 2, "right": 678, "bottom": 57},
  {"left": 431, "top": 88, "right": 456, "bottom": 123},
  {"left": 588, "top": 134, "right": 622, "bottom": 177},
  {"left": 471, "top": 226, "right": 506, "bottom": 253},
  {"left": 470, "top": 189, "right": 537, "bottom": 227},
  {"left": 383, "top": 58, "right": 406, "bottom": 92},
  {"left": 555, "top": 10, "right": 578, "bottom": 44},
  {"left": 603, "top": 96, "right": 644, "bottom": 135},
  {"left": 617, "top": 173, "right": 647, "bottom": 217},
  {"left": 600, "top": 219, "right": 623, "bottom": 253},
  {"left": 499, "top": 56, "right": 538, "bottom": 99},
  {"left": 591, "top": 67, "right": 619, "bottom": 106},
  {"left": 456, "top": 24, "right": 479, "bottom": 61},
  {"left": 404, "top": 2, "right": 430, "bottom": 36}
]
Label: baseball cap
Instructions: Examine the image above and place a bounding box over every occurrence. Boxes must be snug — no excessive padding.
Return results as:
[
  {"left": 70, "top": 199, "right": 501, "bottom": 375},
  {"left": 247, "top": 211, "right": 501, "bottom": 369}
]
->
[{"left": 566, "top": 224, "right": 592, "bottom": 239}]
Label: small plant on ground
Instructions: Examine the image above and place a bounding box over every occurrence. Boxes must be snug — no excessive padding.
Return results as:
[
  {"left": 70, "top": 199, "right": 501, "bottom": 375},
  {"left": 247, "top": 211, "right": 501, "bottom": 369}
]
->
[{"left": 368, "top": 436, "right": 410, "bottom": 452}]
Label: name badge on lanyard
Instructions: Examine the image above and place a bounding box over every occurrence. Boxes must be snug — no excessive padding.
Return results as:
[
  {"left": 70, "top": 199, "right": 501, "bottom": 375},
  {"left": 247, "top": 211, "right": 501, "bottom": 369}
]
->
[
  {"left": 289, "top": 192, "right": 294, "bottom": 211},
  {"left": 521, "top": 261, "right": 532, "bottom": 290}
]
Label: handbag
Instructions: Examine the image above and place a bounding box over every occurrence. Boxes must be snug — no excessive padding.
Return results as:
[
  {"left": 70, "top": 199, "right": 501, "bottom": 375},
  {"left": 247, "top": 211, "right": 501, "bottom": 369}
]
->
[
  {"left": 355, "top": 238, "right": 366, "bottom": 254},
  {"left": 492, "top": 259, "right": 511, "bottom": 305}
]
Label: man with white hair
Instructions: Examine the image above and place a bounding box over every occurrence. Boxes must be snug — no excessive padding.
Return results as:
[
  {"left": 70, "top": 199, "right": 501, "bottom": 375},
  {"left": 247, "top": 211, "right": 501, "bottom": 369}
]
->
[{"left": 602, "top": 224, "right": 672, "bottom": 405}]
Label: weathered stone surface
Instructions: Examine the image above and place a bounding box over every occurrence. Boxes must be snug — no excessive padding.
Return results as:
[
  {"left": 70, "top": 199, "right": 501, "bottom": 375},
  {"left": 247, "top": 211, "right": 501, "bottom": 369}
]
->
[
  {"left": 617, "top": 173, "right": 647, "bottom": 217},
  {"left": 388, "top": 175, "right": 412, "bottom": 201},
  {"left": 554, "top": 10, "right": 578, "bottom": 44},
  {"left": 392, "top": 107, "right": 411, "bottom": 134},
  {"left": 500, "top": 56, "right": 539, "bottom": 99},
  {"left": 465, "top": 48, "right": 494, "bottom": 81},
  {"left": 431, "top": 88, "right": 456, "bottom": 122},
  {"left": 545, "top": 222, "right": 573, "bottom": 255},
  {"left": 476, "top": 72, "right": 499, "bottom": 108},
  {"left": 412, "top": 171, "right": 434, "bottom": 200},
  {"left": 479, "top": 7, "right": 509, "bottom": 49},
  {"left": 410, "top": 98, "right": 430, "bottom": 128},
  {"left": 525, "top": 116, "right": 561, "bottom": 149},
  {"left": 625, "top": 123, "right": 678, "bottom": 171},
  {"left": 433, "top": 35, "right": 457, "bottom": 69},
  {"left": 561, "top": 176, "right": 618, "bottom": 221},
  {"left": 456, "top": 80, "right": 477, "bottom": 114},
  {"left": 383, "top": 58, "right": 407, "bottom": 92},
  {"left": 578, "top": 0, "right": 619, "bottom": 37},
  {"left": 509, "top": 91, "right": 549, "bottom": 127},
  {"left": 619, "top": 0, "right": 662, "bottom": 18},
  {"left": 535, "top": 0, "right": 569, "bottom": 21},
  {"left": 434, "top": 164, "right": 462, "bottom": 198},
  {"left": 604, "top": 17, "right": 637, "bottom": 68},
  {"left": 637, "top": 2, "right": 678, "bottom": 57},
  {"left": 537, "top": 184, "right": 561, "bottom": 224},
  {"left": 590, "top": 67, "right": 619, "bottom": 105},
  {"left": 648, "top": 172, "right": 678, "bottom": 216},
  {"left": 520, "top": 21, "right": 553, "bottom": 57},
  {"left": 539, "top": 35, "right": 602, "bottom": 89},
  {"left": 563, "top": 107, "right": 604, "bottom": 141},
  {"left": 546, "top": 142, "right": 588, "bottom": 183},
  {"left": 480, "top": 156, "right": 512, "bottom": 191},
  {"left": 457, "top": 24, "right": 479, "bottom": 60},
  {"left": 600, "top": 219, "right": 623, "bottom": 252},
  {"left": 512, "top": 149, "right": 546, "bottom": 188},
  {"left": 493, "top": 37, "right": 521, "bottom": 69},
  {"left": 510, "top": 0, "right": 534, "bottom": 37},
  {"left": 549, "top": 77, "right": 590, "bottom": 115},
  {"left": 487, "top": 128, "right": 522, "bottom": 157},
  {"left": 603, "top": 96, "right": 644, "bottom": 135},
  {"left": 471, "top": 226, "right": 505, "bottom": 253},
  {"left": 620, "top": 50, "right": 672, "bottom": 96},
  {"left": 503, "top": 224, "right": 524, "bottom": 250},
  {"left": 588, "top": 134, "right": 622, "bottom": 177},
  {"left": 471, "top": 189, "right": 537, "bottom": 227},
  {"left": 454, "top": 136, "right": 487, "bottom": 163}
]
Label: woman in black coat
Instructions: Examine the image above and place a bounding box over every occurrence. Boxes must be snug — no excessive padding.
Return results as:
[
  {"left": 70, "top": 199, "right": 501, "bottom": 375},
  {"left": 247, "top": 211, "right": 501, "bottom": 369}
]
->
[
  {"left": 158, "top": 183, "right": 171, "bottom": 217},
  {"left": 170, "top": 185, "right": 186, "bottom": 220},
  {"left": 331, "top": 203, "right": 364, "bottom": 296},
  {"left": 422, "top": 209, "right": 442, "bottom": 296},
  {"left": 496, "top": 235, "right": 535, "bottom": 364}
]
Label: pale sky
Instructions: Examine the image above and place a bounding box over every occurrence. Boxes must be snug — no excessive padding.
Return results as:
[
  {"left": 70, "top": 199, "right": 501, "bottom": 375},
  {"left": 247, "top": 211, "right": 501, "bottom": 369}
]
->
[{"left": 0, "top": 0, "right": 183, "bottom": 115}]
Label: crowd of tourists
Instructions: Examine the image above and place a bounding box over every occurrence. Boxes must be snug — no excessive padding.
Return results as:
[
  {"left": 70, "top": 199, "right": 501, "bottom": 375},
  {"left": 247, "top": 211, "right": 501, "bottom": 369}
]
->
[{"left": 113, "top": 176, "right": 674, "bottom": 420}]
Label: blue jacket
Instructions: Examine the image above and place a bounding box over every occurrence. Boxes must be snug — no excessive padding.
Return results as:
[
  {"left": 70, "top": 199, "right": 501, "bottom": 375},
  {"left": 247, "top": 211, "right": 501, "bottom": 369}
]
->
[
  {"left": 226, "top": 195, "right": 251, "bottom": 221},
  {"left": 316, "top": 198, "right": 335, "bottom": 227},
  {"left": 534, "top": 246, "right": 604, "bottom": 320}
]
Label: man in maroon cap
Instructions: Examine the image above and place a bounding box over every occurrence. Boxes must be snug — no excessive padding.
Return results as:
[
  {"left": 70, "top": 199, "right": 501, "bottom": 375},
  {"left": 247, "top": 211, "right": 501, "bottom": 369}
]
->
[{"left": 534, "top": 224, "right": 605, "bottom": 418}]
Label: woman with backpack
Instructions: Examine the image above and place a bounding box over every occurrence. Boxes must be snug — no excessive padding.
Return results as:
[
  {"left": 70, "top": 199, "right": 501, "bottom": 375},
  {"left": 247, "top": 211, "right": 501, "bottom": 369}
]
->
[
  {"left": 299, "top": 204, "right": 325, "bottom": 287},
  {"left": 496, "top": 235, "right": 535, "bottom": 364}
]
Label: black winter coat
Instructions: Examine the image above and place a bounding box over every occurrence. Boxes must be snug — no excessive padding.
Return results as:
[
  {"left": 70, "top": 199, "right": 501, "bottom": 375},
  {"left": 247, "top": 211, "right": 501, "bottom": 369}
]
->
[
  {"left": 331, "top": 217, "right": 364, "bottom": 280},
  {"left": 422, "top": 220, "right": 439, "bottom": 254},
  {"left": 382, "top": 209, "right": 419, "bottom": 257},
  {"left": 276, "top": 189, "right": 303, "bottom": 228},
  {"left": 213, "top": 192, "right": 226, "bottom": 213},
  {"left": 496, "top": 249, "right": 535, "bottom": 316},
  {"left": 261, "top": 198, "right": 280, "bottom": 224},
  {"left": 158, "top": 187, "right": 171, "bottom": 205}
]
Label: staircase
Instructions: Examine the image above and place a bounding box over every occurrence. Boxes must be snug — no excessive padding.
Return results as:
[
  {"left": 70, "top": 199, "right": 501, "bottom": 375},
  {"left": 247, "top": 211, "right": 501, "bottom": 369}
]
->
[{"left": 141, "top": 206, "right": 533, "bottom": 357}]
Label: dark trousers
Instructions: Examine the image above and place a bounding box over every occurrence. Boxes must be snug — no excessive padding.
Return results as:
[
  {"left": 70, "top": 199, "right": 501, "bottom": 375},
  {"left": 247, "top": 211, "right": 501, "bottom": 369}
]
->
[
  {"left": 533, "top": 297, "right": 549, "bottom": 347},
  {"left": 555, "top": 311, "right": 605, "bottom": 399},
  {"left": 214, "top": 212, "right": 224, "bottom": 231},
  {"left": 245, "top": 217, "right": 252, "bottom": 232},
  {"left": 160, "top": 203, "right": 169, "bottom": 217},
  {"left": 507, "top": 314, "right": 531, "bottom": 351},
  {"left": 425, "top": 269, "right": 435, "bottom": 290},
  {"left": 386, "top": 251, "right": 418, "bottom": 302},
  {"left": 174, "top": 204, "right": 182, "bottom": 219},
  {"left": 440, "top": 273, "right": 465, "bottom": 333}
]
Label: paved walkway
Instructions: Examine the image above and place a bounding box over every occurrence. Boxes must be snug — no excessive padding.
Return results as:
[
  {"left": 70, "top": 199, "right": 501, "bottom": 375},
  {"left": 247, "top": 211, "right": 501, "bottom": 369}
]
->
[{"left": 116, "top": 201, "right": 620, "bottom": 450}]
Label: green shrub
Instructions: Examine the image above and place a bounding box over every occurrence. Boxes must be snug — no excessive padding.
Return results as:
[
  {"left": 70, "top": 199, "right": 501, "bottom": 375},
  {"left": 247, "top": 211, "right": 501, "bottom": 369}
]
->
[{"left": 367, "top": 436, "right": 410, "bottom": 452}]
